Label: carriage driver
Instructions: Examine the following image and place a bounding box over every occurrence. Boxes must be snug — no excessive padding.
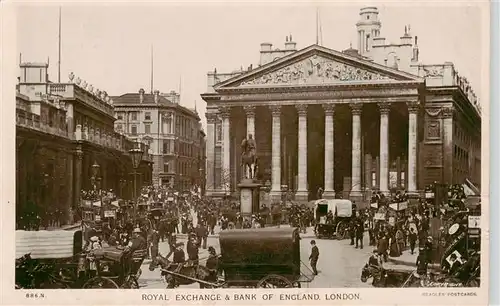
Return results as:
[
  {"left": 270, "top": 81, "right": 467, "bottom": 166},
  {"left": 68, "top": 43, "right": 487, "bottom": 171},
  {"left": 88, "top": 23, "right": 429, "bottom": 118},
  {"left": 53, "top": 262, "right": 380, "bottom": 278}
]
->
[{"left": 125, "top": 228, "right": 147, "bottom": 254}]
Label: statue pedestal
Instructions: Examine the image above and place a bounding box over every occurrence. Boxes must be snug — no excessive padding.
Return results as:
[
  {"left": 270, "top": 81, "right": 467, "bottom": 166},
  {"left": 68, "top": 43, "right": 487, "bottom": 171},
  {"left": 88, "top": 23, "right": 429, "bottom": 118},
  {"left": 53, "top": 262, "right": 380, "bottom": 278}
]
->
[{"left": 238, "top": 179, "right": 262, "bottom": 219}]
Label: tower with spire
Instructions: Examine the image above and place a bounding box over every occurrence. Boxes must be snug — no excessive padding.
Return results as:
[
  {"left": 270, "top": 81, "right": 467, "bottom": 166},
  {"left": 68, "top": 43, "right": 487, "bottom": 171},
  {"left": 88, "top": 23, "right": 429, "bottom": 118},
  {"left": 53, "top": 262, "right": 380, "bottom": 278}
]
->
[{"left": 356, "top": 7, "right": 381, "bottom": 57}]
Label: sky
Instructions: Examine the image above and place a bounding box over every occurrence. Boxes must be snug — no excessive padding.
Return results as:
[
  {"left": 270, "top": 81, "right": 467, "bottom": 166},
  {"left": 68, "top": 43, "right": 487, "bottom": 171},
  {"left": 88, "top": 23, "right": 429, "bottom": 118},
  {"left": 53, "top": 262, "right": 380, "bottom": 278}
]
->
[{"left": 16, "top": 2, "right": 487, "bottom": 128}]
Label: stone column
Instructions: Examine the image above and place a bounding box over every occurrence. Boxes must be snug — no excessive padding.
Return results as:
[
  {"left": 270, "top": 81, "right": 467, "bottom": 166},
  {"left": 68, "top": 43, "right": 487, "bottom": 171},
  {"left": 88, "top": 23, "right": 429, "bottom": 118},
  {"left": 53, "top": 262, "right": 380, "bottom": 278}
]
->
[
  {"left": 74, "top": 148, "right": 83, "bottom": 221},
  {"left": 350, "top": 103, "right": 362, "bottom": 199},
  {"left": 295, "top": 104, "right": 308, "bottom": 201},
  {"left": 66, "top": 102, "right": 74, "bottom": 138},
  {"left": 378, "top": 102, "right": 391, "bottom": 195},
  {"left": 205, "top": 113, "right": 217, "bottom": 195},
  {"left": 220, "top": 107, "right": 231, "bottom": 195},
  {"left": 244, "top": 106, "right": 256, "bottom": 137},
  {"left": 407, "top": 102, "right": 419, "bottom": 193},
  {"left": 323, "top": 104, "right": 335, "bottom": 198},
  {"left": 442, "top": 106, "right": 454, "bottom": 185},
  {"left": 269, "top": 105, "right": 281, "bottom": 200}
]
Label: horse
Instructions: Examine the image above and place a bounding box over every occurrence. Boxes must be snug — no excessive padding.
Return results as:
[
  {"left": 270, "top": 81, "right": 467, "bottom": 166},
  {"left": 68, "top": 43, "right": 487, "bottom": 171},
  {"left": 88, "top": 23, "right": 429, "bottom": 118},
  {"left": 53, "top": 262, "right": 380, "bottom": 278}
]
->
[
  {"left": 152, "top": 254, "right": 216, "bottom": 289},
  {"left": 241, "top": 150, "right": 258, "bottom": 180},
  {"left": 360, "top": 264, "right": 418, "bottom": 287}
]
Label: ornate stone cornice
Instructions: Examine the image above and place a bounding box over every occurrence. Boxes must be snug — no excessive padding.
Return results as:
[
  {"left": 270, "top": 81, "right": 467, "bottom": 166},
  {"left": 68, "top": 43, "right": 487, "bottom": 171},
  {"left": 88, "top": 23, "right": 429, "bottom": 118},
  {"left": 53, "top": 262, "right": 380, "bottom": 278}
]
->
[
  {"left": 243, "top": 105, "right": 256, "bottom": 117},
  {"left": 295, "top": 104, "right": 308, "bottom": 116},
  {"left": 323, "top": 104, "right": 335, "bottom": 115},
  {"left": 269, "top": 105, "right": 281, "bottom": 117},
  {"left": 349, "top": 103, "right": 363, "bottom": 116},
  {"left": 441, "top": 107, "right": 455, "bottom": 119},
  {"left": 377, "top": 102, "right": 391, "bottom": 115},
  {"left": 205, "top": 113, "right": 218, "bottom": 124},
  {"left": 407, "top": 102, "right": 419, "bottom": 114},
  {"left": 240, "top": 54, "right": 391, "bottom": 86},
  {"left": 218, "top": 106, "right": 231, "bottom": 119}
]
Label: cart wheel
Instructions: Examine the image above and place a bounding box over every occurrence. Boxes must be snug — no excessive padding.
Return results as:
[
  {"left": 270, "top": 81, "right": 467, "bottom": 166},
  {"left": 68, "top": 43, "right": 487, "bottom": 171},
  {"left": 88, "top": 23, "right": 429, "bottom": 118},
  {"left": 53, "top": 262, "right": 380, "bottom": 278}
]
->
[
  {"left": 82, "top": 276, "right": 119, "bottom": 289},
  {"left": 39, "top": 280, "right": 70, "bottom": 289},
  {"left": 257, "top": 274, "right": 293, "bottom": 288},
  {"left": 466, "top": 278, "right": 479, "bottom": 287},
  {"left": 336, "top": 221, "right": 348, "bottom": 240},
  {"left": 121, "top": 275, "right": 140, "bottom": 289}
]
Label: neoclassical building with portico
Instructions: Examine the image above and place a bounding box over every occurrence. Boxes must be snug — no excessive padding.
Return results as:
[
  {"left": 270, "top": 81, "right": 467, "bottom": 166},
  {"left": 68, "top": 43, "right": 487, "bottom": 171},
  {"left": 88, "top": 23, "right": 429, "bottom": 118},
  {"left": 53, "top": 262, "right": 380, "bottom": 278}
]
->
[{"left": 201, "top": 7, "right": 481, "bottom": 203}]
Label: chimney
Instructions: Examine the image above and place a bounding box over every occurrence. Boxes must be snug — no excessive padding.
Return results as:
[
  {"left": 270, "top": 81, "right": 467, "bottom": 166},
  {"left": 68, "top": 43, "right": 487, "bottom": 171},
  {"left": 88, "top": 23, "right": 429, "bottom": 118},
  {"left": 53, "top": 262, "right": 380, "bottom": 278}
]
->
[
  {"left": 260, "top": 42, "right": 272, "bottom": 52},
  {"left": 154, "top": 89, "right": 160, "bottom": 103},
  {"left": 284, "top": 35, "right": 297, "bottom": 51},
  {"left": 260, "top": 42, "right": 273, "bottom": 66},
  {"left": 400, "top": 26, "right": 412, "bottom": 45},
  {"left": 139, "top": 88, "right": 145, "bottom": 103},
  {"left": 412, "top": 36, "right": 419, "bottom": 62}
]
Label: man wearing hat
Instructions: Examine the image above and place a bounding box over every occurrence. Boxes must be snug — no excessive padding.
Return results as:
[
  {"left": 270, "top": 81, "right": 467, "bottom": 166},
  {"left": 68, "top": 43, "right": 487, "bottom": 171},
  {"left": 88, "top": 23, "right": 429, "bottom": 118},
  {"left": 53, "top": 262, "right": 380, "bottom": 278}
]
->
[
  {"left": 187, "top": 234, "right": 200, "bottom": 265},
  {"left": 309, "top": 240, "right": 319, "bottom": 275},
  {"left": 368, "top": 249, "right": 381, "bottom": 267},
  {"left": 126, "top": 228, "right": 147, "bottom": 254},
  {"left": 416, "top": 247, "right": 429, "bottom": 276},
  {"left": 173, "top": 242, "right": 186, "bottom": 264},
  {"left": 166, "top": 232, "right": 177, "bottom": 259}
]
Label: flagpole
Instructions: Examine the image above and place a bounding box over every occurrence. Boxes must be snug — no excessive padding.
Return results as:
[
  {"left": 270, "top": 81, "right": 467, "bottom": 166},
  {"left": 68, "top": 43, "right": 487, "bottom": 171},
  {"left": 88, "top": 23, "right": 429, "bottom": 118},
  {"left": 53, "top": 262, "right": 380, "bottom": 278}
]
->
[
  {"left": 58, "top": 6, "right": 62, "bottom": 82},
  {"left": 150, "top": 44, "right": 154, "bottom": 94}
]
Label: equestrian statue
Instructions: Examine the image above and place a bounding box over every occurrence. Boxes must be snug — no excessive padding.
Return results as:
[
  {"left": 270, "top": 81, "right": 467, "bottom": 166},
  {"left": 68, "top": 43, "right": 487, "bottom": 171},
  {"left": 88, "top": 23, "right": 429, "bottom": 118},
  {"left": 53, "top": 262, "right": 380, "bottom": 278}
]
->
[{"left": 241, "top": 134, "right": 258, "bottom": 180}]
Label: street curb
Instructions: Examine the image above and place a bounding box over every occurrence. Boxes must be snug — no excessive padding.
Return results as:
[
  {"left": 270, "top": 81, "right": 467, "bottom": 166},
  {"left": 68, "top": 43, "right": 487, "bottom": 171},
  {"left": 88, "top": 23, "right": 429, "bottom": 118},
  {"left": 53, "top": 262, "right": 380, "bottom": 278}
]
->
[
  {"left": 63, "top": 224, "right": 81, "bottom": 230},
  {"left": 388, "top": 257, "right": 416, "bottom": 267},
  {"left": 387, "top": 257, "right": 440, "bottom": 269}
]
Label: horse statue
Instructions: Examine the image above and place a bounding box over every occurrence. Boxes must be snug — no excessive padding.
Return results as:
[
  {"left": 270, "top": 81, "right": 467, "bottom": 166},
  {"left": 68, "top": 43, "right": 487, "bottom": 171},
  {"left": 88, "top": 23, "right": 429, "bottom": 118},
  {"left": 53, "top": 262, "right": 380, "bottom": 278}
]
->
[{"left": 241, "top": 134, "right": 258, "bottom": 180}]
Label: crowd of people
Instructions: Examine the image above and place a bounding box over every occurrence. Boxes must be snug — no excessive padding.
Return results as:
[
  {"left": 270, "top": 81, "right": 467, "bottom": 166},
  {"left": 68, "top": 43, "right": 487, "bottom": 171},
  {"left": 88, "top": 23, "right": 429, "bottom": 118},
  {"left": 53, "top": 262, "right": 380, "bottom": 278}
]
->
[{"left": 361, "top": 184, "right": 481, "bottom": 286}]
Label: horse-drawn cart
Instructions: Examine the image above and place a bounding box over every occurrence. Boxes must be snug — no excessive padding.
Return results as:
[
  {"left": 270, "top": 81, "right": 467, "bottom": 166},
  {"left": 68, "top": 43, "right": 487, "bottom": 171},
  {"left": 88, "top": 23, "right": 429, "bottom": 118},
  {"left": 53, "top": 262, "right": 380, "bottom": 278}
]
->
[
  {"left": 313, "top": 199, "right": 353, "bottom": 239},
  {"left": 156, "top": 227, "right": 314, "bottom": 288},
  {"left": 15, "top": 229, "right": 146, "bottom": 289}
]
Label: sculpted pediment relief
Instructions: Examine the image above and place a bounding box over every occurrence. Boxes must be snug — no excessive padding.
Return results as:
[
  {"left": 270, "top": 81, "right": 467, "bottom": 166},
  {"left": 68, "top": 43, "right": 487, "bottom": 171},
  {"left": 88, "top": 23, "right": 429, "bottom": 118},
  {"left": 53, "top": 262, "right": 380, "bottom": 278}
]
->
[{"left": 238, "top": 55, "right": 395, "bottom": 86}]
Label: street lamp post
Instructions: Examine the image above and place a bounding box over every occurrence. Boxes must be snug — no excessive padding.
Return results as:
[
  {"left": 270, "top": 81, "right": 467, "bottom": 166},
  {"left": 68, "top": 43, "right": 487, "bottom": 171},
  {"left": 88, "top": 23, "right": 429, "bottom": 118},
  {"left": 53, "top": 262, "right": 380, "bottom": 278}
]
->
[
  {"left": 129, "top": 141, "right": 144, "bottom": 216},
  {"left": 119, "top": 178, "right": 127, "bottom": 199},
  {"left": 90, "top": 161, "right": 104, "bottom": 221}
]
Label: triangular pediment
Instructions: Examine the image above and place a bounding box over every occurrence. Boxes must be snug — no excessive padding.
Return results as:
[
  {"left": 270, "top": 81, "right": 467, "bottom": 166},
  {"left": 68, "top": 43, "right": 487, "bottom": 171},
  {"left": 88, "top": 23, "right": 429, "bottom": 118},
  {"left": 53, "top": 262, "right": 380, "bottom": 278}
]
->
[{"left": 215, "top": 45, "right": 422, "bottom": 89}]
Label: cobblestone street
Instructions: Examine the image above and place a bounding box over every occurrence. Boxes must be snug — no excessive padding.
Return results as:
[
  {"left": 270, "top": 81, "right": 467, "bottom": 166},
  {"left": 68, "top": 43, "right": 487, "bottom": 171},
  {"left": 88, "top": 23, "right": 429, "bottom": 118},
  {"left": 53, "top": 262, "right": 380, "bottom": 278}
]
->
[{"left": 139, "top": 228, "right": 374, "bottom": 289}]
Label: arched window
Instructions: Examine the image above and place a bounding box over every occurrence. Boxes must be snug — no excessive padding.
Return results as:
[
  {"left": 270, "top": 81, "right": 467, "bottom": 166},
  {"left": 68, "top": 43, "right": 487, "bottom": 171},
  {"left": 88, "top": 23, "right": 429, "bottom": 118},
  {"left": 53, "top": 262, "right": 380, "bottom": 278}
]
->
[{"left": 365, "top": 34, "right": 370, "bottom": 51}]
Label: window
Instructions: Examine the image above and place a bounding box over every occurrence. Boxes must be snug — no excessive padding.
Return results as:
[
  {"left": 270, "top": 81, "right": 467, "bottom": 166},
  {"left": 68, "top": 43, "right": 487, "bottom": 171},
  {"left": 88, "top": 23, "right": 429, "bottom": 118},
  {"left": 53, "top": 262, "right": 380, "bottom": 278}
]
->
[
  {"left": 131, "top": 112, "right": 138, "bottom": 121},
  {"left": 164, "top": 162, "right": 170, "bottom": 173},
  {"left": 216, "top": 123, "right": 222, "bottom": 141},
  {"left": 365, "top": 34, "right": 370, "bottom": 51},
  {"left": 166, "top": 117, "right": 172, "bottom": 134},
  {"left": 163, "top": 140, "right": 170, "bottom": 154},
  {"left": 145, "top": 112, "right": 151, "bottom": 120},
  {"left": 131, "top": 125, "right": 137, "bottom": 135},
  {"left": 117, "top": 113, "right": 123, "bottom": 120},
  {"left": 116, "top": 124, "right": 123, "bottom": 132},
  {"left": 144, "top": 124, "right": 151, "bottom": 134}
]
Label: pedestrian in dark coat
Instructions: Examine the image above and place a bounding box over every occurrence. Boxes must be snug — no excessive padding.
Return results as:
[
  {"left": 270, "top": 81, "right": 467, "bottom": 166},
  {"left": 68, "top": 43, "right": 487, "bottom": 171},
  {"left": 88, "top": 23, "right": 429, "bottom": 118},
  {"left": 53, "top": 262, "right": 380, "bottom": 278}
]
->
[
  {"left": 355, "top": 219, "right": 364, "bottom": 249},
  {"left": 187, "top": 236, "right": 199, "bottom": 265},
  {"left": 349, "top": 221, "right": 356, "bottom": 245},
  {"left": 377, "top": 235, "right": 389, "bottom": 262},
  {"left": 408, "top": 228, "right": 418, "bottom": 255},
  {"left": 309, "top": 240, "right": 319, "bottom": 275}
]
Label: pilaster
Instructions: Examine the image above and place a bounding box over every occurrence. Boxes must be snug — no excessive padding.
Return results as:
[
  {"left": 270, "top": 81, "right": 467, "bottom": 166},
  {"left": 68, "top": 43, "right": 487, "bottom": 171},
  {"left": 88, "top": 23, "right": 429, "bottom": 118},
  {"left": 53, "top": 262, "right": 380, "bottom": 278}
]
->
[
  {"left": 349, "top": 103, "right": 363, "bottom": 200},
  {"left": 295, "top": 104, "right": 308, "bottom": 202},
  {"left": 323, "top": 104, "right": 335, "bottom": 198}
]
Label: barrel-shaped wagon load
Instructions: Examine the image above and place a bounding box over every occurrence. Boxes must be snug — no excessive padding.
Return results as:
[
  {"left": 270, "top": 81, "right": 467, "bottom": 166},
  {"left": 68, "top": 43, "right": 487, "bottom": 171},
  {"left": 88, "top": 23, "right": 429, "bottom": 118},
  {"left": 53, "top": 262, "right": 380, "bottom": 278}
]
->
[
  {"left": 219, "top": 227, "right": 301, "bottom": 287},
  {"left": 16, "top": 230, "right": 83, "bottom": 259},
  {"left": 313, "top": 199, "right": 353, "bottom": 221}
]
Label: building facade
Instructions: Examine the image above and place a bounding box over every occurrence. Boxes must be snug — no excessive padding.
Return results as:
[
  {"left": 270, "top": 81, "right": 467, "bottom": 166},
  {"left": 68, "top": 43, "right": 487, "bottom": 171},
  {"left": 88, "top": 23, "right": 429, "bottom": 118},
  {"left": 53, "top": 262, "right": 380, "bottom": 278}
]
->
[
  {"left": 201, "top": 7, "right": 481, "bottom": 202},
  {"left": 16, "top": 63, "right": 153, "bottom": 228},
  {"left": 112, "top": 89, "right": 204, "bottom": 191}
]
